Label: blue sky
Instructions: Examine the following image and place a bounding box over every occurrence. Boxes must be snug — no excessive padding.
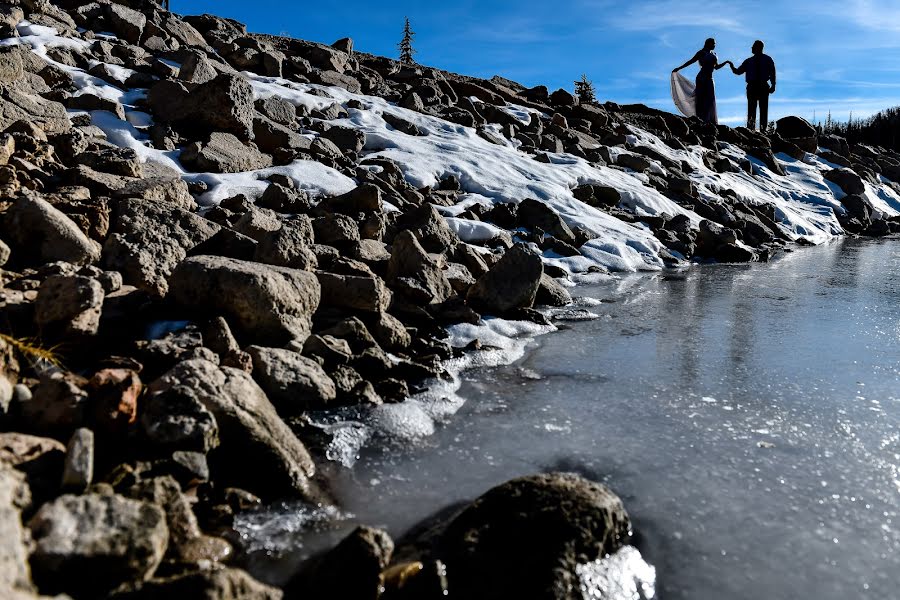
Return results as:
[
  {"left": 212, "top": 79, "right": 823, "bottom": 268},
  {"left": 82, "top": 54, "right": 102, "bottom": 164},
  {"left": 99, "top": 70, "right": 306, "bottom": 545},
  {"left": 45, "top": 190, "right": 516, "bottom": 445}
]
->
[{"left": 174, "top": 0, "right": 900, "bottom": 126}]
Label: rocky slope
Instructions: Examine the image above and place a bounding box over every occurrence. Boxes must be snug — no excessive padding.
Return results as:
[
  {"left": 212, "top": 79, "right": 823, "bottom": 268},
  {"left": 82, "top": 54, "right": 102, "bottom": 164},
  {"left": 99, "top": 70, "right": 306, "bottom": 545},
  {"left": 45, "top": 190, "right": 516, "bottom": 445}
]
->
[{"left": 0, "top": 0, "right": 898, "bottom": 598}]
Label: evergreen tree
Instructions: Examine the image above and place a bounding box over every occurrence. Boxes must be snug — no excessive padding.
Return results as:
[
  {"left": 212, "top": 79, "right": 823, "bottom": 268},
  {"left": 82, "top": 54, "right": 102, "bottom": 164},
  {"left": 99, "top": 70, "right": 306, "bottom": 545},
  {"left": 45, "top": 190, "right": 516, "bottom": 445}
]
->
[
  {"left": 574, "top": 74, "right": 596, "bottom": 104},
  {"left": 398, "top": 17, "right": 417, "bottom": 64}
]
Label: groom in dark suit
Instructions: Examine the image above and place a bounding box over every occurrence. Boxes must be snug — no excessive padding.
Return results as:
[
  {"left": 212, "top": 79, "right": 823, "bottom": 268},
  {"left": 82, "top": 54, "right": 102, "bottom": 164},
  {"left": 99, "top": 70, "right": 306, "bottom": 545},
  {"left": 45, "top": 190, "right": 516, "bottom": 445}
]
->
[{"left": 732, "top": 40, "right": 777, "bottom": 131}]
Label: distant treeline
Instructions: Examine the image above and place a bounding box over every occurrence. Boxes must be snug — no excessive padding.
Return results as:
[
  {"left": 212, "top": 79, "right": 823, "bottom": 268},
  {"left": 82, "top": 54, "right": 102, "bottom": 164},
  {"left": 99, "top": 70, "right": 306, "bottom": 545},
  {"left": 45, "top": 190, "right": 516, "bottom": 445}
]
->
[{"left": 816, "top": 107, "right": 900, "bottom": 151}]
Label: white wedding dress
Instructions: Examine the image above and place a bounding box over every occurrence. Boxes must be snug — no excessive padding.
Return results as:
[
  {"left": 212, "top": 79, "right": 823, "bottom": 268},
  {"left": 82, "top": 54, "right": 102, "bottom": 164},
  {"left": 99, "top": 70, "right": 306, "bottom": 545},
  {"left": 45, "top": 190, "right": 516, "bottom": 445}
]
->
[{"left": 671, "top": 71, "right": 696, "bottom": 118}]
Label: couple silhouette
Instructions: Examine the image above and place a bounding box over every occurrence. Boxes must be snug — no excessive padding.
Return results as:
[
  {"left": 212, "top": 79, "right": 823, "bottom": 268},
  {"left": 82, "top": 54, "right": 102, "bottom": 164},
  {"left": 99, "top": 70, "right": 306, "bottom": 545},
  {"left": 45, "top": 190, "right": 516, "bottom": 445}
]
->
[{"left": 673, "top": 39, "right": 776, "bottom": 131}]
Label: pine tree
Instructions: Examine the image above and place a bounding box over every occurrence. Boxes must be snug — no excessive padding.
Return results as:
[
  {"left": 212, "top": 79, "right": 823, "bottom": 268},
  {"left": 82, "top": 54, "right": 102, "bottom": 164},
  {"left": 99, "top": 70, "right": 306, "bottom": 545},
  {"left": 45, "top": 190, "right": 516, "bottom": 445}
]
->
[
  {"left": 398, "top": 17, "right": 417, "bottom": 64},
  {"left": 574, "top": 74, "right": 596, "bottom": 105}
]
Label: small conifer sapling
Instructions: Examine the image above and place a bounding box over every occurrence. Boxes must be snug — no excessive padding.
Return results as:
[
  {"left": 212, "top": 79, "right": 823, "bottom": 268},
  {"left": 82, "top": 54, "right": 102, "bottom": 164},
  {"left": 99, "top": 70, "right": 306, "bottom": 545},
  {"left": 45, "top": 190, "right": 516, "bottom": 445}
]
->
[
  {"left": 574, "top": 74, "right": 597, "bottom": 104},
  {"left": 399, "top": 17, "right": 417, "bottom": 64}
]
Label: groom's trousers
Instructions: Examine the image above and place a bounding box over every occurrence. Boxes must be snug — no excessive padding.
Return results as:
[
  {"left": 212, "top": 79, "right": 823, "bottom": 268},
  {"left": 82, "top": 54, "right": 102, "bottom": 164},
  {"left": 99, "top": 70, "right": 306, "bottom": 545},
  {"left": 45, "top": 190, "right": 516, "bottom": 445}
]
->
[{"left": 747, "top": 81, "right": 771, "bottom": 131}]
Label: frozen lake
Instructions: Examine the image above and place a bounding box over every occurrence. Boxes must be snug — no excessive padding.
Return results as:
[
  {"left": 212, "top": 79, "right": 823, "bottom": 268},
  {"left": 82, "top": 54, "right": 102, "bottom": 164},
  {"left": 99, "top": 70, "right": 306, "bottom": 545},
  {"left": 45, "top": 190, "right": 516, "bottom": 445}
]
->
[{"left": 244, "top": 237, "right": 900, "bottom": 599}]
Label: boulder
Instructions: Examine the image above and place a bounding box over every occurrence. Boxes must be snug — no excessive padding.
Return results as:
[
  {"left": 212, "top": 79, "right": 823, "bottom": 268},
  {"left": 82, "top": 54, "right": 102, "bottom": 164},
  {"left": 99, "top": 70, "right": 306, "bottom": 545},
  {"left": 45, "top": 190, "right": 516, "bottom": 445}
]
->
[
  {"left": 312, "top": 213, "right": 360, "bottom": 245},
  {"left": 247, "top": 346, "right": 337, "bottom": 413},
  {"left": 180, "top": 132, "right": 272, "bottom": 173},
  {"left": 775, "top": 116, "right": 817, "bottom": 152},
  {"left": 366, "top": 312, "right": 412, "bottom": 352},
  {"left": 107, "top": 567, "right": 282, "bottom": 600},
  {"left": 0, "top": 86, "right": 71, "bottom": 134},
  {"left": 776, "top": 115, "right": 816, "bottom": 139},
  {"left": 438, "top": 473, "right": 631, "bottom": 600},
  {"left": 321, "top": 126, "right": 366, "bottom": 153},
  {"left": 825, "top": 168, "right": 866, "bottom": 196},
  {"left": 168, "top": 256, "right": 321, "bottom": 344},
  {"left": 289, "top": 526, "right": 393, "bottom": 600},
  {"left": 698, "top": 219, "right": 738, "bottom": 248},
  {"left": 320, "top": 184, "right": 382, "bottom": 214},
  {"left": 102, "top": 199, "right": 221, "bottom": 296},
  {"left": 615, "top": 152, "right": 652, "bottom": 173},
  {"left": 232, "top": 206, "right": 282, "bottom": 242},
  {"left": 467, "top": 245, "right": 543, "bottom": 314},
  {"left": 386, "top": 231, "right": 453, "bottom": 306},
  {"left": 4, "top": 194, "right": 100, "bottom": 267},
  {"left": 106, "top": 3, "right": 146, "bottom": 44},
  {"left": 34, "top": 275, "right": 104, "bottom": 338},
  {"left": 397, "top": 204, "right": 460, "bottom": 253},
  {"left": 549, "top": 88, "right": 576, "bottom": 107},
  {"left": 255, "top": 96, "right": 297, "bottom": 126},
  {"left": 317, "top": 271, "right": 392, "bottom": 313},
  {"left": 113, "top": 176, "right": 196, "bottom": 211},
  {"left": 840, "top": 193, "right": 875, "bottom": 224},
  {"left": 252, "top": 116, "right": 311, "bottom": 154},
  {"left": 140, "top": 381, "right": 220, "bottom": 454},
  {"left": 254, "top": 222, "right": 318, "bottom": 271},
  {"left": 28, "top": 494, "right": 169, "bottom": 597},
  {"left": 517, "top": 199, "right": 576, "bottom": 243},
  {"left": 148, "top": 359, "right": 318, "bottom": 501},
  {"left": 535, "top": 274, "right": 572, "bottom": 307},
  {"left": 148, "top": 73, "right": 255, "bottom": 140},
  {"left": 67, "top": 92, "right": 126, "bottom": 120}
]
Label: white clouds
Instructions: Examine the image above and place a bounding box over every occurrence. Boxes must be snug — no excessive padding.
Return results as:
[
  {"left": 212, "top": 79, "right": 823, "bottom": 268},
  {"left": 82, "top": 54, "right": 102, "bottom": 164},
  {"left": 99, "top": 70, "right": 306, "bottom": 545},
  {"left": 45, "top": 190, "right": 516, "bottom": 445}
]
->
[{"left": 601, "top": 0, "right": 748, "bottom": 33}]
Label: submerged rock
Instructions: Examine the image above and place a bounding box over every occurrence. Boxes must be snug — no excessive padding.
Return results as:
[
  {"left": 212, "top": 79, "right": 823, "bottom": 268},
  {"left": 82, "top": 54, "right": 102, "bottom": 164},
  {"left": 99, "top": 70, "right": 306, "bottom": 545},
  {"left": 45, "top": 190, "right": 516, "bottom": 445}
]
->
[{"left": 438, "top": 473, "right": 632, "bottom": 600}]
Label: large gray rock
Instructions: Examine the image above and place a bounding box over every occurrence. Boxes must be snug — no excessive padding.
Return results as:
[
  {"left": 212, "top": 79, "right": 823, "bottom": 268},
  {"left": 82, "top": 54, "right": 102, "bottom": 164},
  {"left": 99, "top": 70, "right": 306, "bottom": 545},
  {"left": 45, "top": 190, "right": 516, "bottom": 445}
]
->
[
  {"left": 776, "top": 116, "right": 817, "bottom": 153},
  {"left": 140, "top": 381, "right": 220, "bottom": 454},
  {"left": 517, "top": 199, "right": 576, "bottom": 243},
  {"left": 103, "top": 199, "right": 221, "bottom": 296},
  {"left": 34, "top": 275, "right": 104, "bottom": 338},
  {"left": 0, "top": 85, "right": 70, "bottom": 134},
  {"left": 535, "top": 274, "right": 572, "bottom": 307},
  {"left": 825, "top": 168, "right": 866, "bottom": 196},
  {"left": 398, "top": 204, "right": 460, "bottom": 253},
  {"left": 247, "top": 346, "right": 337, "bottom": 414},
  {"left": 438, "top": 473, "right": 632, "bottom": 600},
  {"left": 386, "top": 230, "right": 453, "bottom": 306},
  {"left": 4, "top": 194, "right": 100, "bottom": 267},
  {"left": 148, "top": 73, "right": 256, "bottom": 140},
  {"left": 467, "top": 245, "right": 543, "bottom": 314},
  {"left": 252, "top": 116, "right": 311, "bottom": 154},
  {"left": 148, "top": 359, "right": 318, "bottom": 501},
  {"left": 169, "top": 256, "right": 320, "bottom": 344},
  {"left": 28, "top": 493, "right": 169, "bottom": 597},
  {"left": 233, "top": 206, "right": 282, "bottom": 242},
  {"left": 316, "top": 271, "right": 392, "bottom": 313},
  {"left": 113, "top": 176, "right": 196, "bottom": 211},
  {"left": 106, "top": 3, "right": 146, "bottom": 44},
  {"left": 180, "top": 132, "right": 272, "bottom": 173},
  {"left": 289, "top": 526, "right": 393, "bottom": 600},
  {"left": 254, "top": 221, "right": 318, "bottom": 271},
  {"left": 108, "top": 567, "right": 282, "bottom": 600}
]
